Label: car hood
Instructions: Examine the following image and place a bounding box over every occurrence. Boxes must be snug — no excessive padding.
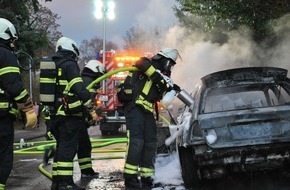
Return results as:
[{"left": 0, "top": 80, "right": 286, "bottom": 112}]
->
[{"left": 198, "top": 105, "right": 290, "bottom": 148}]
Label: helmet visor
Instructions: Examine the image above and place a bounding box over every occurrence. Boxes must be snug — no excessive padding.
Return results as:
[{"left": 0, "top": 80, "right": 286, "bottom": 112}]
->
[
  {"left": 72, "top": 43, "right": 79, "bottom": 56},
  {"left": 163, "top": 59, "right": 175, "bottom": 76},
  {"left": 5, "top": 26, "right": 18, "bottom": 40}
]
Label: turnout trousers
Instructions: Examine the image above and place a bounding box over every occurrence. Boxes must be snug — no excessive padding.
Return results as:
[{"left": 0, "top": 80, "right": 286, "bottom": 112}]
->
[
  {"left": 52, "top": 116, "right": 83, "bottom": 184},
  {"left": 124, "top": 105, "right": 157, "bottom": 182},
  {"left": 0, "top": 115, "right": 14, "bottom": 189},
  {"left": 77, "top": 123, "right": 93, "bottom": 174}
]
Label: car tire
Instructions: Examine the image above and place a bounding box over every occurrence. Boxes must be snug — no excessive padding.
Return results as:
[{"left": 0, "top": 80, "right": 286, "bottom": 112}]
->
[{"left": 178, "top": 146, "right": 201, "bottom": 188}]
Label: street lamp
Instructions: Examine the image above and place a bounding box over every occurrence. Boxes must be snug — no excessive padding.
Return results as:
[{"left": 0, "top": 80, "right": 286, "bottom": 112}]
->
[{"left": 94, "top": 0, "right": 115, "bottom": 65}]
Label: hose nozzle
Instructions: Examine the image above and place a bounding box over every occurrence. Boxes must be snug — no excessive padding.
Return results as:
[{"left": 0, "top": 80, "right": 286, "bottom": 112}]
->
[{"left": 177, "top": 89, "right": 194, "bottom": 109}]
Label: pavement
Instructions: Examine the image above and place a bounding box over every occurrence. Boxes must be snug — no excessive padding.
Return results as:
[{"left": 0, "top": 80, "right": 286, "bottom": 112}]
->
[
  {"left": 13, "top": 117, "right": 105, "bottom": 143},
  {"left": 14, "top": 117, "right": 47, "bottom": 143}
]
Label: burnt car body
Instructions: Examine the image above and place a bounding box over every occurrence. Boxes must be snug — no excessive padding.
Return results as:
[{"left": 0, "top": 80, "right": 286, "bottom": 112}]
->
[{"left": 177, "top": 67, "right": 290, "bottom": 188}]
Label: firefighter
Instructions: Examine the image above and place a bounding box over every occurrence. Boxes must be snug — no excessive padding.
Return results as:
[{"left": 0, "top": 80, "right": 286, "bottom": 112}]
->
[
  {"left": 123, "top": 48, "right": 181, "bottom": 189},
  {"left": 0, "top": 18, "right": 37, "bottom": 190},
  {"left": 78, "top": 59, "right": 106, "bottom": 178},
  {"left": 50, "top": 37, "right": 97, "bottom": 190},
  {"left": 43, "top": 60, "right": 105, "bottom": 178},
  {"left": 43, "top": 105, "right": 54, "bottom": 141}
]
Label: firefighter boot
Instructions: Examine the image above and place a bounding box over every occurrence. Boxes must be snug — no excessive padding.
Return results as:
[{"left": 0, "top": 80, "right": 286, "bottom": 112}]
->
[
  {"left": 141, "top": 177, "right": 153, "bottom": 190},
  {"left": 81, "top": 168, "right": 99, "bottom": 178},
  {"left": 51, "top": 182, "right": 58, "bottom": 190},
  {"left": 124, "top": 175, "right": 141, "bottom": 189},
  {"left": 43, "top": 145, "right": 55, "bottom": 166}
]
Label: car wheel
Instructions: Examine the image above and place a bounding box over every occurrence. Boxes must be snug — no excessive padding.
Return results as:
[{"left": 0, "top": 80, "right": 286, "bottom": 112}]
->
[{"left": 178, "top": 146, "right": 201, "bottom": 188}]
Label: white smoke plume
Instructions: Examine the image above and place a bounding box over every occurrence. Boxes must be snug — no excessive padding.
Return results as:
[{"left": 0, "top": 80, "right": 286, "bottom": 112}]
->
[
  {"left": 133, "top": 0, "right": 290, "bottom": 96},
  {"left": 158, "top": 14, "right": 290, "bottom": 94}
]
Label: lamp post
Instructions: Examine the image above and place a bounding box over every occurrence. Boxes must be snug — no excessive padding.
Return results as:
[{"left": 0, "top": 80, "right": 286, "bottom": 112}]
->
[
  {"left": 95, "top": 0, "right": 115, "bottom": 65},
  {"left": 95, "top": 0, "right": 115, "bottom": 103}
]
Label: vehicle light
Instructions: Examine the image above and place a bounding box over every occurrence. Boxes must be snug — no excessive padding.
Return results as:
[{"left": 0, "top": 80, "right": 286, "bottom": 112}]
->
[
  {"left": 99, "top": 95, "right": 109, "bottom": 101},
  {"left": 96, "top": 100, "right": 102, "bottom": 107},
  {"left": 117, "top": 62, "right": 124, "bottom": 67},
  {"left": 205, "top": 129, "right": 217, "bottom": 144},
  {"left": 134, "top": 56, "right": 140, "bottom": 61}
]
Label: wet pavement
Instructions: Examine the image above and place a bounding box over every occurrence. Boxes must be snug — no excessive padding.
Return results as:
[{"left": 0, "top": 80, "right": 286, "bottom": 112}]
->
[
  {"left": 8, "top": 119, "right": 128, "bottom": 190},
  {"left": 6, "top": 119, "right": 290, "bottom": 190},
  {"left": 13, "top": 119, "right": 47, "bottom": 143}
]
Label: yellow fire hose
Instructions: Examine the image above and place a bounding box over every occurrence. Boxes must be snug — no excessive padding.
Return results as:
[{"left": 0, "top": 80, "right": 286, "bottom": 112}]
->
[
  {"left": 86, "top": 67, "right": 138, "bottom": 90},
  {"left": 37, "top": 137, "right": 128, "bottom": 180},
  {"left": 13, "top": 137, "right": 129, "bottom": 155}
]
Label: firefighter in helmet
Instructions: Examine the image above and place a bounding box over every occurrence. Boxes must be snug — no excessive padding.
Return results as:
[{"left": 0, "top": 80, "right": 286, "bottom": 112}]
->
[
  {"left": 78, "top": 59, "right": 106, "bottom": 177},
  {"left": 50, "top": 37, "right": 97, "bottom": 190},
  {"left": 0, "top": 18, "right": 37, "bottom": 189},
  {"left": 123, "top": 48, "right": 181, "bottom": 189}
]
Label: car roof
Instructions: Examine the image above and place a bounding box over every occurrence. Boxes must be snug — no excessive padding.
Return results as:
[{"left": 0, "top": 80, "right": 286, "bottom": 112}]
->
[{"left": 201, "top": 67, "right": 288, "bottom": 89}]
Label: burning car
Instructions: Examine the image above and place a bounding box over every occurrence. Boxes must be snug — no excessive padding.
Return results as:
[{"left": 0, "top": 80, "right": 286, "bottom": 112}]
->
[{"left": 176, "top": 67, "right": 290, "bottom": 188}]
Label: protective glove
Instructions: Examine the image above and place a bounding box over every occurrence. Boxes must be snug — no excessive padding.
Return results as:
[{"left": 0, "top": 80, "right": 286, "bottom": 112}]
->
[
  {"left": 150, "top": 71, "right": 168, "bottom": 92},
  {"left": 25, "top": 109, "right": 38, "bottom": 128},
  {"left": 173, "top": 84, "right": 181, "bottom": 92},
  {"left": 90, "top": 109, "right": 99, "bottom": 122},
  {"left": 17, "top": 97, "right": 38, "bottom": 129}
]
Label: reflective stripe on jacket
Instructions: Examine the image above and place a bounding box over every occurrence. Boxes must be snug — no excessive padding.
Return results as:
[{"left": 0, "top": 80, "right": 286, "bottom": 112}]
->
[
  {"left": 0, "top": 45, "right": 30, "bottom": 116},
  {"left": 52, "top": 53, "right": 91, "bottom": 116}
]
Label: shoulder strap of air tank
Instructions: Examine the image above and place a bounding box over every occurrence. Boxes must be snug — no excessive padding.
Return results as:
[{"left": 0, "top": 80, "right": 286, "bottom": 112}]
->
[{"left": 154, "top": 101, "right": 159, "bottom": 121}]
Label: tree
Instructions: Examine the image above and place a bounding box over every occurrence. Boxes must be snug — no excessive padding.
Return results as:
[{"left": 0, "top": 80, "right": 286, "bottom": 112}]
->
[
  {"left": 0, "top": 0, "right": 42, "bottom": 54},
  {"left": 0, "top": 0, "right": 62, "bottom": 58},
  {"left": 29, "top": 4, "right": 62, "bottom": 59},
  {"left": 123, "top": 25, "right": 147, "bottom": 51},
  {"left": 174, "top": 0, "right": 290, "bottom": 42},
  {"left": 0, "top": 0, "right": 63, "bottom": 102},
  {"left": 78, "top": 36, "right": 118, "bottom": 70},
  {"left": 122, "top": 25, "right": 165, "bottom": 53}
]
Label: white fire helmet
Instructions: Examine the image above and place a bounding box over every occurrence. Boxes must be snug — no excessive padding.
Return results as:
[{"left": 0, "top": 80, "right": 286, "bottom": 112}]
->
[
  {"left": 0, "top": 18, "right": 18, "bottom": 41},
  {"left": 56, "top": 36, "right": 79, "bottom": 56},
  {"left": 157, "top": 48, "right": 182, "bottom": 62},
  {"left": 85, "top": 60, "right": 106, "bottom": 74}
]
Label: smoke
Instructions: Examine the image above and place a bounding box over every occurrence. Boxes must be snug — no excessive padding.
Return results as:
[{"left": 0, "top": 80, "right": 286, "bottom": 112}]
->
[
  {"left": 131, "top": 1, "right": 290, "bottom": 94},
  {"left": 156, "top": 14, "right": 290, "bottom": 93},
  {"left": 136, "top": 0, "right": 178, "bottom": 30},
  {"left": 157, "top": 25, "right": 254, "bottom": 92}
]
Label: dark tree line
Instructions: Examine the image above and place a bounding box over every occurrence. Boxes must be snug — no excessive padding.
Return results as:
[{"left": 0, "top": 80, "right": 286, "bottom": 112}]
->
[{"left": 174, "top": 0, "right": 290, "bottom": 43}]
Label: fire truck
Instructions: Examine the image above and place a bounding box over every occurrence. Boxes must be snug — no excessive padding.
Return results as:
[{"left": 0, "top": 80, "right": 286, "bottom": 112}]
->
[{"left": 96, "top": 50, "right": 153, "bottom": 135}]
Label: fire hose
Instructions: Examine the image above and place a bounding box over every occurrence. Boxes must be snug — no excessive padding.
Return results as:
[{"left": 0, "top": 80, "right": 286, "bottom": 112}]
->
[
  {"left": 86, "top": 67, "right": 138, "bottom": 90},
  {"left": 13, "top": 137, "right": 128, "bottom": 180},
  {"left": 37, "top": 137, "right": 128, "bottom": 179}
]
